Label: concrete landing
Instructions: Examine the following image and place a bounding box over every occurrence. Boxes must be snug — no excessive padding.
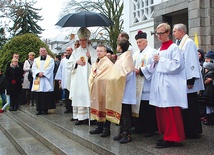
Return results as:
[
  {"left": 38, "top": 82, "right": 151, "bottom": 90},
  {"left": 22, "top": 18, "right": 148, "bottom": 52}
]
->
[
  {"left": 20, "top": 104, "right": 214, "bottom": 155},
  {"left": 1, "top": 104, "right": 214, "bottom": 155}
]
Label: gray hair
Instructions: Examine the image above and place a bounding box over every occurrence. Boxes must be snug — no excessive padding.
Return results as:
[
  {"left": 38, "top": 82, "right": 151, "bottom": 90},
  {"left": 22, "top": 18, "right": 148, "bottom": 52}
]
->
[{"left": 173, "top": 23, "right": 187, "bottom": 33}]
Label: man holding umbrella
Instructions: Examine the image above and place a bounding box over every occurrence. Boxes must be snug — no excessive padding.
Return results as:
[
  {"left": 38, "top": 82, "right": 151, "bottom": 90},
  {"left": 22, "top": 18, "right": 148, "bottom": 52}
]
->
[{"left": 67, "top": 27, "right": 97, "bottom": 125}]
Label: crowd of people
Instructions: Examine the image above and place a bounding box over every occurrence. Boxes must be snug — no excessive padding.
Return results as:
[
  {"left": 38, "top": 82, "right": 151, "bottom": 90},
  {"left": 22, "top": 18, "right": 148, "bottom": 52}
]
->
[{"left": 0, "top": 22, "right": 214, "bottom": 149}]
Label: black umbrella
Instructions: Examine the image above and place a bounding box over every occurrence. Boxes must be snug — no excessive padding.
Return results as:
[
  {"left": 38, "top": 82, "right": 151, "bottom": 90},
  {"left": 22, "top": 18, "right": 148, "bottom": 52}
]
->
[{"left": 55, "top": 11, "right": 113, "bottom": 27}]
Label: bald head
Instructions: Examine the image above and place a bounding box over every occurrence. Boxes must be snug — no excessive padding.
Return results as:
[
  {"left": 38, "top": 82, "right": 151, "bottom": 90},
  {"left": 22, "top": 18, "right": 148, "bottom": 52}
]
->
[{"left": 66, "top": 47, "right": 73, "bottom": 55}]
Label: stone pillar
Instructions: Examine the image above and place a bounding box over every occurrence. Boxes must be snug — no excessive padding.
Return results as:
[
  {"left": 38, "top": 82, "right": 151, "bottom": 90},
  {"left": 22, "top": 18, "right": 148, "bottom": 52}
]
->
[{"left": 188, "top": 0, "right": 214, "bottom": 52}]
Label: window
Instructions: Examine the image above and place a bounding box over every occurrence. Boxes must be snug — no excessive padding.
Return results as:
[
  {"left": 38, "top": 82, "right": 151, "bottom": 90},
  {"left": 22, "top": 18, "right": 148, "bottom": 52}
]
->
[{"left": 132, "top": 0, "right": 162, "bottom": 24}]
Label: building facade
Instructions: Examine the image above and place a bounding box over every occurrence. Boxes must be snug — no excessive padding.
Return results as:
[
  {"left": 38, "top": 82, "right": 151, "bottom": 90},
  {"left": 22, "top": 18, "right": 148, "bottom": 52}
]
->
[{"left": 124, "top": 0, "right": 214, "bottom": 52}]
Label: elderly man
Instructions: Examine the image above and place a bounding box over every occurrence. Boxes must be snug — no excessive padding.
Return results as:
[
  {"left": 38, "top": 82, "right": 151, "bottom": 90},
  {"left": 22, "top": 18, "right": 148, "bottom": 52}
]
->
[
  {"left": 173, "top": 23, "right": 204, "bottom": 139},
  {"left": 132, "top": 30, "right": 157, "bottom": 137},
  {"left": 55, "top": 47, "right": 73, "bottom": 113},
  {"left": 89, "top": 45, "right": 113, "bottom": 137},
  {"left": 31, "top": 47, "right": 55, "bottom": 115},
  {"left": 67, "top": 27, "right": 97, "bottom": 125}
]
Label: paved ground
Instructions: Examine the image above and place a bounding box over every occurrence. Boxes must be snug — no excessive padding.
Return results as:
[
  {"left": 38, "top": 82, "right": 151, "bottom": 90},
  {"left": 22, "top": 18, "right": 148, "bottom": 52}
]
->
[
  {"left": 23, "top": 104, "right": 214, "bottom": 155},
  {"left": 1, "top": 103, "right": 214, "bottom": 155}
]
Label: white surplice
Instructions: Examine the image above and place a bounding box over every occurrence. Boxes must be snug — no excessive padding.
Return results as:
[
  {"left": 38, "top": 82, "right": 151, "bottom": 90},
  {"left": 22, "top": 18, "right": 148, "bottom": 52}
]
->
[
  {"left": 31, "top": 56, "right": 54, "bottom": 92},
  {"left": 149, "top": 43, "right": 188, "bottom": 109},
  {"left": 55, "top": 57, "right": 70, "bottom": 89},
  {"left": 178, "top": 34, "right": 204, "bottom": 93}
]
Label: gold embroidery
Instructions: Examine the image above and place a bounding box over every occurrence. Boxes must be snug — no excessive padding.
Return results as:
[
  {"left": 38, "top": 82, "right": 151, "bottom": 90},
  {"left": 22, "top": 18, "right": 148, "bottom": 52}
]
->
[
  {"left": 80, "top": 56, "right": 85, "bottom": 62},
  {"left": 34, "top": 79, "right": 40, "bottom": 85}
]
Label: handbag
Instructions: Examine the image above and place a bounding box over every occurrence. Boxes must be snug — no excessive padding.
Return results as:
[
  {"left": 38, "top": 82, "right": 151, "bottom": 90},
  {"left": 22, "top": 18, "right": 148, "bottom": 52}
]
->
[{"left": 28, "top": 69, "right": 33, "bottom": 82}]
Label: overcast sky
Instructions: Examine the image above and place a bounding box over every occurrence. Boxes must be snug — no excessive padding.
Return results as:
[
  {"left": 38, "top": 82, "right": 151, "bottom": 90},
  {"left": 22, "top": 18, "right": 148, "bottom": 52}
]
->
[
  {"left": 35, "top": 0, "right": 67, "bottom": 39},
  {"left": 34, "top": 0, "right": 101, "bottom": 40}
]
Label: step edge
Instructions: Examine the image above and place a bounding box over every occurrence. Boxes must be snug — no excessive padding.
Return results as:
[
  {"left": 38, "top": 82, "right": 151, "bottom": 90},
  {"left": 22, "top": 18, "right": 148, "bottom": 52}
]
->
[
  {"left": 6, "top": 111, "right": 67, "bottom": 155},
  {"left": 0, "top": 115, "right": 30, "bottom": 155},
  {"left": 20, "top": 106, "right": 115, "bottom": 155}
]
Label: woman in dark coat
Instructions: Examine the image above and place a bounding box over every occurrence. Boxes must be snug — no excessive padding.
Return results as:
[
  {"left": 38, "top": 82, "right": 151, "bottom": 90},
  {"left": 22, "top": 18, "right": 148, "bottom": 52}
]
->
[
  {"left": 198, "top": 49, "right": 205, "bottom": 67},
  {"left": 199, "top": 51, "right": 214, "bottom": 125},
  {"left": 5, "top": 58, "right": 23, "bottom": 111}
]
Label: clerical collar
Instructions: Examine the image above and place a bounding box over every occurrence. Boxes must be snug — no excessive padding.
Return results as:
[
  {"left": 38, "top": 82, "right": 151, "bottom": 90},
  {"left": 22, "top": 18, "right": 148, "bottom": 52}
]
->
[
  {"left": 140, "top": 46, "right": 147, "bottom": 53},
  {"left": 66, "top": 54, "right": 71, "bottom": 59},
  {"left": 40, "top": 56, "right": 46, "bottom": 60},
  {"left": 160, "top": 40, "right": 173, "bottom": 51},
  {"left": 177, "top": 40, "right": 181, "bottom": 45}
]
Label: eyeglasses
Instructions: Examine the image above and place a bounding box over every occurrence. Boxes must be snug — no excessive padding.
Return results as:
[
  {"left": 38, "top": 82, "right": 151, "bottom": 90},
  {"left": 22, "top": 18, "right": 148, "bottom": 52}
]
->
[
  {"left": 96, "top": 50, "right": 105, "bottom": 52},
  {"left": 75, "top": 44, "right": 79, "bottom": 46},
  {"left": 155, "top": 31, "right": 167, "bottom": 36},
  {"left": 79, "top": 39, "right": 87, "bottom": 42}
]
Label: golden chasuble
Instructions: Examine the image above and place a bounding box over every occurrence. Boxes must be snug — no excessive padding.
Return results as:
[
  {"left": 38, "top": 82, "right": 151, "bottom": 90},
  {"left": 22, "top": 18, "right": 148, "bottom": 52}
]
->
[
  {"left": 89, "top": 56, "right": 113, "bottom": 122},
  {"left": 105, "top": 50, "right": 135, "bottom": 124},
  {"left": 33, "top": 55, "right": 51, "bottom": 91}
]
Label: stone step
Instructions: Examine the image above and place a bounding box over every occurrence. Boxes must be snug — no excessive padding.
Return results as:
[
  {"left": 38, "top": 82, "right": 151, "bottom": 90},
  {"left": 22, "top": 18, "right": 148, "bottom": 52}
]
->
[
  {"left": 18, "top": 104, "right": 214, "bottom": 155},
  {"left": 19, "top": 105, "right": 152, "bottom": 155},
  {"left": 6, "top": 110, "right": 98, "bottom": 155},
  {"left": 0, "top": 113, "right": 55, "bottom": 155},
  {"left": 0, "top": 129, "right": 21, "bottom": 155}
]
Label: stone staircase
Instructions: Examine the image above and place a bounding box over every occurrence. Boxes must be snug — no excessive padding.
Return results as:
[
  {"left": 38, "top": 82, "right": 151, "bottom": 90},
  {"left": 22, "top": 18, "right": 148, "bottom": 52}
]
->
[
  {"left": 0, "top": 113, "right": 55, "bottom": 155},
  {"left": 0, "top": 108, "right": 98, "bottom": 155},
  {"left": 1, "top": 105, "right": 214, "bottom": 155}
]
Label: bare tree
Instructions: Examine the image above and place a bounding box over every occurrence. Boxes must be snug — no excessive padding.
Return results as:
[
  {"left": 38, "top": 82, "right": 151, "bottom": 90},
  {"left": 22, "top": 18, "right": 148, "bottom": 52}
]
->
[{"left": 60, "top": 0, "right": 123, "bottom": 53}]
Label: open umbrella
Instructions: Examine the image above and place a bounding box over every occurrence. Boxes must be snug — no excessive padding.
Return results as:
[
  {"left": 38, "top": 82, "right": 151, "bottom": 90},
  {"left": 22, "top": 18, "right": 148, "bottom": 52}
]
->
[{"left": 55, "top": 11, "right": 113, "bottom": 27}]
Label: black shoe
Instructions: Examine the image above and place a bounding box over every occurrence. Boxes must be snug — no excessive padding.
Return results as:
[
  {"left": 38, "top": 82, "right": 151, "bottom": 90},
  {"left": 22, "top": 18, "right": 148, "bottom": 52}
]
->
[
  {"left": 89, "top": 128, "right": 103, "bottom": 134},
  {"left": 113, "top": 134, "right": 122, "bottom": 141},
  {"left": 89, "top": 120, "right": 97, "bottom": 125},
  {"left": 64, "top": 110, "right": 71, "bottom": 113},
  {"left": 119, "top": 132, "right": 132, "bottom": 144},
  {"left": 70, "top": 118, "right": 77, "bottom": 121},
  {"left": 75, "top": 120, "right": 85, "bottom": 125},
  {"left": 36, "top": 111, "right": 42, "bottom": 115},
  {"left": 9, "top": 107, "right": 13, "bottom": 111},
  {"left": 156, "top": 138, "right": 163, "bottom": 145},
  {"left": 203, "top": 120, "right": 214, "bottom": 125},
  {"left": 100, "top": 130, "right": 111, "bottom": 137},
  {"left": 155, "top": 140, "right": 175, "bottom": 148}
]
